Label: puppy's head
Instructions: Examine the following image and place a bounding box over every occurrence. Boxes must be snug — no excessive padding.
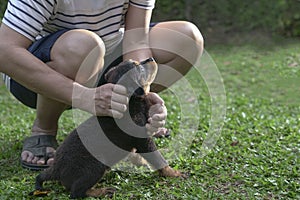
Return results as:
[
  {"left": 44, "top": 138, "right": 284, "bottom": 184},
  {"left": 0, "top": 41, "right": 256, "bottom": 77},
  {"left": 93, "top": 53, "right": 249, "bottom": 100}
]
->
[{"left": 105, "top": 58, "right": 158, "bottom": 96}]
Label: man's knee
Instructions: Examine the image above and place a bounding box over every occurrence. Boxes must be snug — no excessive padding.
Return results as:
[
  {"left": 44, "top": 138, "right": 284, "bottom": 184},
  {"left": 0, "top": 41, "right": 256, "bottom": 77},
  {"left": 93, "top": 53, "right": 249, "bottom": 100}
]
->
[
  {"left": 180, "top": 21, "right": 204, "bottom": 50},
  {"left": 151, "top": 21, "right": 203, "bottom": 64},
  {"left": 180, "top": 21, "right": 204, "bottom": 64},
  {"left": 49, "top": 29, "right": 105, "bottom": 84}
]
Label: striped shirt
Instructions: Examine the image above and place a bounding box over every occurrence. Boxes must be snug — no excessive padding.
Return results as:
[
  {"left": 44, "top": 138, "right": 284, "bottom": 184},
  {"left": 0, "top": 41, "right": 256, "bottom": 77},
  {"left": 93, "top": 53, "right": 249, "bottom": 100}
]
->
[{"left": 3, "top": 0, "right": 155, "bottom": 54}]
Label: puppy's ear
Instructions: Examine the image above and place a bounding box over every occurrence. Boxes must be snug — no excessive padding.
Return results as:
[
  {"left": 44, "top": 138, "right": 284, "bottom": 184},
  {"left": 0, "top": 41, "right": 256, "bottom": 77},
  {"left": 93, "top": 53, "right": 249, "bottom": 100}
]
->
[
  {"left": 140, "top": 58, "right": 158, "bottom": 84},
  {"left": 138, "top": 58, "right": 158, "bottom": 94}
]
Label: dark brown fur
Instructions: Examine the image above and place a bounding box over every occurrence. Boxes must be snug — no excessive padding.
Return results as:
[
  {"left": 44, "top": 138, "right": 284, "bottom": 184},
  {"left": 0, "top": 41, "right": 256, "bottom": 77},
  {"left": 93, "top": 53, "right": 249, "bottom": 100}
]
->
[{"left": 34, "top": 59, "right": 183, "bottom": 199}]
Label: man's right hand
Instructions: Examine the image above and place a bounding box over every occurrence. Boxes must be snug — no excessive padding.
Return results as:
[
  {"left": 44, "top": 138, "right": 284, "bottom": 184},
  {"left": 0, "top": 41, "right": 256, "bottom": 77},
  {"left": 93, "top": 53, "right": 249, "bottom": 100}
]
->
[
  {"left": 94, "top": 83, "right": 129, "bottom": 118},
  {"left": 72, "top": 82, "right": 129, "bottom": 118}
]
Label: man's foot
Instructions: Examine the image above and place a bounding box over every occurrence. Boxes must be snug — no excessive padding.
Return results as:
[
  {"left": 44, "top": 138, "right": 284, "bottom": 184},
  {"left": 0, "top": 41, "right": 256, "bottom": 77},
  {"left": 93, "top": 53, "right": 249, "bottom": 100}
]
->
[{"left": 21, "top": 134, "right": 58, "bottom": 170}]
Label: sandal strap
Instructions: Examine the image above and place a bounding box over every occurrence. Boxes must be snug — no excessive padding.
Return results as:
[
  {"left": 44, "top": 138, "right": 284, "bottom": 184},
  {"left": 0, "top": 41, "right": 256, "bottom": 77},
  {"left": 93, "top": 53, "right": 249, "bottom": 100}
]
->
[{"left": 22, "top": 135, "right": 58, "bottom": 158}]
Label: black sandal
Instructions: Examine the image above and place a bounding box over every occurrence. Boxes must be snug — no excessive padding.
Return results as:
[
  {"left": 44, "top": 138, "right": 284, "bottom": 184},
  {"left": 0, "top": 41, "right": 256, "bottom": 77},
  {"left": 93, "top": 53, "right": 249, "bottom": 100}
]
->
[{"left": 21, "top": 135, "right": 58, "bottom": 171}]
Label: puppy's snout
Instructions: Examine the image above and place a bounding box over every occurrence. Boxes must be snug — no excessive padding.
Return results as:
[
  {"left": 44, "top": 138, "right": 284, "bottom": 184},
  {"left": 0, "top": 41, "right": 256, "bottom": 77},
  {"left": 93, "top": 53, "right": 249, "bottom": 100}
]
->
[{"left": 134, "top": 87, "right": 145, "bottom": 96}]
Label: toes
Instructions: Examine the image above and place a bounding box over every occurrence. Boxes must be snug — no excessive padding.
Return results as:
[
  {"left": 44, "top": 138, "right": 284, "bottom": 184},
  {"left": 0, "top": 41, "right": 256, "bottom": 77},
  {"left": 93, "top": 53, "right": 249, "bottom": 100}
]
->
[
  {"left": 21, "top": 147, "right": 56, "bottom": 165},
  {"left": 37, "top": 158, "right": 46, "bottom": 165},
  {"left": 45, "top": 147, "right": 56, "bottom": 166},
  {"left": 21, "top": 150, "right": 31, "bottom": 162},
  {"left": 46, "top": 158, "right": 55, "bottom": 166},
  {"left": 22, "top": 150, "right": 44, "bottom": 165},
  {"left": 31, "top": 157, "right": 39, "bottom": 164},
  {"left": 26, "top": 153, "right": 34, "bottom": 163}
]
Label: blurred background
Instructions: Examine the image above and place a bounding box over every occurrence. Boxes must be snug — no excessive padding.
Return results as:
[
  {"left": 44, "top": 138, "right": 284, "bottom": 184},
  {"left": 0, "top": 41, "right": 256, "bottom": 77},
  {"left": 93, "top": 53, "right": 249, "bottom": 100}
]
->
[
  {"left": 152, "top": 0, "right": 300, "bottom": 45},
  {"left": 154, "top": 0, "right": 300, "bottom": 44},
  {"left": 1, "top": 0, "right": 300, "bottom": 46}
]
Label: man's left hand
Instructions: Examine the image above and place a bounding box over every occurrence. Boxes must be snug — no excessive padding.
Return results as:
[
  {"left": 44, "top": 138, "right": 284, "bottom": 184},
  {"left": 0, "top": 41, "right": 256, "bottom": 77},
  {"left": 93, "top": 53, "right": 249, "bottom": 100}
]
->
[{"left": 145, "top": 92, "right": 167, "bottom": 135}]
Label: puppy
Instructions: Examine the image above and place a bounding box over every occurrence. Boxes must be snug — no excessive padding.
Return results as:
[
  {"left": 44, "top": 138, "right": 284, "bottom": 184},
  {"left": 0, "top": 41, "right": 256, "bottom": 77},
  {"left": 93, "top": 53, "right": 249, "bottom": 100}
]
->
[{"left": 33, "top": 58, "right": 183, "bottom": 199}]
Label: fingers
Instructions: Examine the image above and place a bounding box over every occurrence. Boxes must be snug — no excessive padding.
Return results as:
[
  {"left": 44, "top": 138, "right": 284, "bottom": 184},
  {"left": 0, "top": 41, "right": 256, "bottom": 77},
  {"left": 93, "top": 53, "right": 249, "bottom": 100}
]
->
[
  {"left": 147, "top": 113, "right": 166, "bottom": 133},
  {"left": 146, "top": 119, "right": 166, "bottom": 133},
  {"left": 93, "top": 84, "right": 168, "bottom": 124},
  {"left": 149, "top": 104, "right": 167, "bottom": 118},
  {"left": 147, "top": 99, "right": 167, "bottom": 133},
  {"left": 111, "top": 87, "right": 129, "bottom": 111},
  {"left": 112, "top": 84, "right": 128, "bottom": 96},
  {"left": 93, "top": 84, "right": 129, "bottom": 118},
  {"left": 110, "top": 101, "right": 127, "bottom": 113},
  {"left": 110, "top": 109, "right": 125, "bottom": 119},
  {"left": 148, "top": 118, "right": 166, "bottom": 127},
  {"left": 151, "top": 112, "right": 167, "bottom": 121},
  {"left": 111, "top": 92, "right": 129, "bottom": 104},
  {"left": 147, "top": 118, "right": 166, "bottom": 133},
  {"left": 110, "top": 85, "right": 129, "bottom": 118},
  {"left": 148, "top": 114, "right": 166, "bottom": 129},
  {"left": 109, "top": 101, "right": 127, "bottom": 119},
  {"left": 146, "top": 124, "right": 158, "bottom": 134},
  {"left": 147, "top": 92, "right": 164, "bottom": 105}
]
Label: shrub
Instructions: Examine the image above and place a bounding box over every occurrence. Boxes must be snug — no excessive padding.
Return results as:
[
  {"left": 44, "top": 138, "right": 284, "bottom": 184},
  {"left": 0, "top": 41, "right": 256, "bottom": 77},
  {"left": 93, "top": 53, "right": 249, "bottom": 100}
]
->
[
  {"left": 0, "top": 0, "right": 7, "bottom": 22},
  {"left": 1, "top": 0, "right": 300, "bottom": 37},
  {"left": 153, "top": 0, "right": 300, "bottom": 37}
]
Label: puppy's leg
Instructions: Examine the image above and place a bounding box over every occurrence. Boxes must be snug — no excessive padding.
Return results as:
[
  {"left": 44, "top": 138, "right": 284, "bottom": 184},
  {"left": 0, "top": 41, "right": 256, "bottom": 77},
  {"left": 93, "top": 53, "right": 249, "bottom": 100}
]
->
[
  {"left": 135, "top": 138, "right": 184, "bottom": 177},
  {"left": 35, "top": 173, "right": 47, "bottom": 191},
  {"left": 35, "top": 168, "right": 56, "bottom": 190},
  {"left": 127, "top": 148, "right": 150, "bottom": 167},
  {"left": 70, "top": 169, "right": 106, "bottom": 199}
]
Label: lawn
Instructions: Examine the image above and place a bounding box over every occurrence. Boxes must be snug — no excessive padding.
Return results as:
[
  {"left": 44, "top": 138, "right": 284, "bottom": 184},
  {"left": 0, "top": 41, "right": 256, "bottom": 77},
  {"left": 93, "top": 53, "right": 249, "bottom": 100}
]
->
[{"left": 0, "top": 37, "right": 299, "bottom": 199}]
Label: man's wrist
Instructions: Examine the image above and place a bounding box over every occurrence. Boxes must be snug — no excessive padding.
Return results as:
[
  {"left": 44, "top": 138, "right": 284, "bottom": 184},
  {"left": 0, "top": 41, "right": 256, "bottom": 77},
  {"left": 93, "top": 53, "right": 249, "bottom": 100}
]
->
[{"left": 72, "top": 82, "right": 96, "bottom": 115}]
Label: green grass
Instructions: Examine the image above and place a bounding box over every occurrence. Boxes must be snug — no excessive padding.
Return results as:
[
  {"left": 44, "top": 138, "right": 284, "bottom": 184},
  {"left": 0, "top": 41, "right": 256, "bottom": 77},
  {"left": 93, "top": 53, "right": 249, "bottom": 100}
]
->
[{"left": 0, "top": 37, "right": 299, "bottom": 199}]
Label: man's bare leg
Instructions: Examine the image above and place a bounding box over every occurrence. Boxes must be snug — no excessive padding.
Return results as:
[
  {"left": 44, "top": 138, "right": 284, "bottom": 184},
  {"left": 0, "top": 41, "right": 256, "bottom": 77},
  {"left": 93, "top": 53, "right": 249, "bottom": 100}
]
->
[{"left": 21, "top": 30, "right": 105, "bottom": 166}]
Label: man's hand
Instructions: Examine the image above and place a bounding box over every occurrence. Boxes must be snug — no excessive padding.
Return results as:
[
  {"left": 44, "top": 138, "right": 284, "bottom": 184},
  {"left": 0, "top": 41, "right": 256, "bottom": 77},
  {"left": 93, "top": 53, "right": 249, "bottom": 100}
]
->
[
  {"left": 73, "top": 83, "right": 129, "bottom": 118},
  {"left": 145, "top": 92, "right": 167, "bottom": 134},
  {"left": 95, "top": 84, "right": 129, "bottom": 118}
]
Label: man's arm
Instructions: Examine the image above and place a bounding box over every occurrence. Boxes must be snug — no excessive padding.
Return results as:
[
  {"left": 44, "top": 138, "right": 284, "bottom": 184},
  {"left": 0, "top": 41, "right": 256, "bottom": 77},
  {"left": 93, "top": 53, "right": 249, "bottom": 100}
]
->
[
  {"left": 122, "top": 4, "right": 168, "bottom": 133},
  {"left": 0, "top": 24, "right": 129, "bottom": 118},
  {"left": 0, "top": 24, "right": 76, "bottom": 105},
  {"left": 123, "top": 4, "right": 153, "bottom": 62}
]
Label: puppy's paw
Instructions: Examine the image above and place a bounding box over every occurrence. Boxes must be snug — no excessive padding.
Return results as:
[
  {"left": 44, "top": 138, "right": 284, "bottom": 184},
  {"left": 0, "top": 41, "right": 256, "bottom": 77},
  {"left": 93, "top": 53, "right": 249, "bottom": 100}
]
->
[
  {"left": 86, "top": 187, "right": 116, "bottom": 198},
  {"left": 158, "top": 166, "right": 188, "bottom": 179},
  {"left": 29, "top": 189, "right": 51, "bottom": 197}
]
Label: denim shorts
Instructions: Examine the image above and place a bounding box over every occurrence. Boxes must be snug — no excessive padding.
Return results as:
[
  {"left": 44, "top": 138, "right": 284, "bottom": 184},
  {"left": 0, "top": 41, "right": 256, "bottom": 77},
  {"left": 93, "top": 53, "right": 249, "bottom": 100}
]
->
[{"left": 3, "top": 29, "right": 123, "bottom": 108}]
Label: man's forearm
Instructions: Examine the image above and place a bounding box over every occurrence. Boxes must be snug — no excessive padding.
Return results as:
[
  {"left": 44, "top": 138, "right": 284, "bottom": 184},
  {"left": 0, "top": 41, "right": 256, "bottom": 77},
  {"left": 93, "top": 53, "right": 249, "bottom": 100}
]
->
[
  {"left": 0, "top": 45, "right": 75, "bottom": 106},
  {"left": 0, "top": 24, "right": 77, "bottom": 106},
  {"left": 123, "top": 4, "right": 153, "bottom": 62}
]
